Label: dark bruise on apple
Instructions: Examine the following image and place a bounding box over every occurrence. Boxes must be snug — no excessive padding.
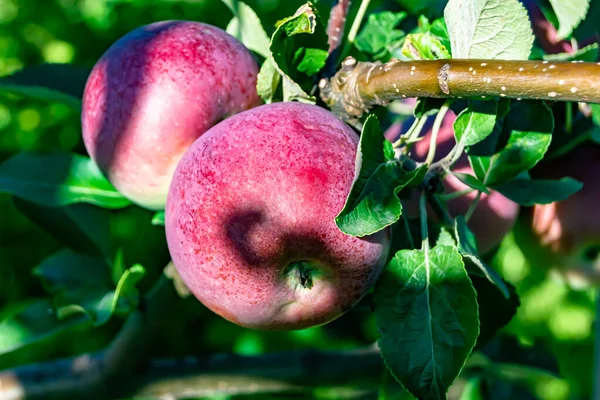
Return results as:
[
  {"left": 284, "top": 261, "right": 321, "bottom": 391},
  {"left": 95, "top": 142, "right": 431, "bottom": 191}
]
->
[
  {"left": 165, "top": 102, "right": 390, "bottom": 330},
  {"left": 82, "top": 20, "right": 262, "bottom": 210}
]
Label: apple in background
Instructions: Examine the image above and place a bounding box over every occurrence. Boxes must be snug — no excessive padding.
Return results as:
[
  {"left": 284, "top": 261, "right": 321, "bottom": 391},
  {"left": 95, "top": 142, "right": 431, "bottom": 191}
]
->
[
  {"left": 525, "top": 145, "right": 600, "bottom": 288},
  {"left": 81, "top": 20, "right": 262, "bottom": 210},
  {"left": 165, "top": 102, "right": 390, "bottom": 330},
  {"left": 389, "top": 108, "right": 520, "bottom": 255}
]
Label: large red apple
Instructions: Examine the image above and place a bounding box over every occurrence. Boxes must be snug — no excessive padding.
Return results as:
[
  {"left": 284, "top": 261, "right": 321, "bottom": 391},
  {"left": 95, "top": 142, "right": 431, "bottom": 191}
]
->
[
  {"left": 165, "top": 102, "right": 390, "bottom": 330},
  {"left": 81, "top": 20, "right": 261, "bottom": 210},
  {"left": 392, "top": 108, "right": 520, "bottom": 255},
  {"left": 526, "top": 145, "right": 600, "bottom": 287}
]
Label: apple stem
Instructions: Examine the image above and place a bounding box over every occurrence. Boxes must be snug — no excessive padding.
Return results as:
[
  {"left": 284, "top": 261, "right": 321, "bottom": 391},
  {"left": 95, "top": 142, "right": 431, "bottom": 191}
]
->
[{"left": 286, "top": 260, "right": 316, "bottom": 289}]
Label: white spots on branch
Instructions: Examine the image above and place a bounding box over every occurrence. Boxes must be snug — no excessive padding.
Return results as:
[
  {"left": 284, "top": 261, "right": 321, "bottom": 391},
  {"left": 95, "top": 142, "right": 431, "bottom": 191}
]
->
[
  {"left": 548, "top": 91, "right": 558, "bottom": 97},
  {"left": 517, "top": 98, "right": 522, "bottom": 100},
  {"left": 559, "top": 80, "right": 565, "bottom": 85},
  {"left": 519, "top": 67, "right": 524, "bottom": 72},
  {"left": 335, "top": 27, "right": 341, "bottom": 32},
  {"left": 571, "top": 87, "right": 579, "bottom": 93},
  {"left": 411, "top": 66, "right": 416, "bottom": 71},
  {"left": 469, "top": 67, "right": 473, "bottom": 71},
  {"left": 542, "top": 68, "right": 547, "bottom": 72},
  {"left": 501, "top": 86, "right": 506, "bottom": 91},
  {"left": 498, "top": 66, "right": 503, "bottom": 69},
  {"left": 402, "top": 94, "right": 407, "bottom": 98},
  {"left": 542, "top": 61, "right": 549, "bottom": 64},
  {"left": 472, "top": 70, "right": 477, "bottom": 75},
  {"left": 480, "top": 62, "right": 487, "bottom": 66},
  {"left": 395, "top": 88, "right": 400, "bottom": 93},
  {"left": 500, "top": 93, "right": 506, "bottom": 97},
  {"left": 549, "top": 65, "right": 556, "bottom": 69},
  {"left": 410, "top": 71, "right": 414, "bottom": 76}
]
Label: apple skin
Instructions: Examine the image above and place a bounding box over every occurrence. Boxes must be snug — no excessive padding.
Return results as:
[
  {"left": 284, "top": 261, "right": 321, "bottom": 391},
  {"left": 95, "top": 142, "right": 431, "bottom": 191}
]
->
[
  {"left": 81, "top": 20, "right": 262, "bottom": 210},
  {"left": 165, "top": 102, "right": 390, "bottom": 330},
  {"left": 391, "top": 109, "right": 520, "bottom": 255},
  {"left": 525, "top": 145, "right": 600, "bottom": 287}
]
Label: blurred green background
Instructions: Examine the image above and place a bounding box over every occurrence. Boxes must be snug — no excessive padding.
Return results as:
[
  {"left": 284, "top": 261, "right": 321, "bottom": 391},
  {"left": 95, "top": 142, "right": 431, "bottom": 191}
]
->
[{"left": 0, "top": 0, "right": 598, "bottom": 399}]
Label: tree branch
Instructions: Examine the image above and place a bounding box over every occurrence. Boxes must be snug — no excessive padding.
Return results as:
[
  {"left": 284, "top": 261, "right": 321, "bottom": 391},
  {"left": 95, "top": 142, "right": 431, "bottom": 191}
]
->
[
  {"left": 320, "top": 57, "right": 600, "bottom": 122},
  {"left": 0, "top": 266, "right": 181, "bottom": 400},
  {"left": 0, "top": 345, "right": 383, "bottom": 399},
  {"left": 327, "top": 0, "right": 352, "bottom": 55}
]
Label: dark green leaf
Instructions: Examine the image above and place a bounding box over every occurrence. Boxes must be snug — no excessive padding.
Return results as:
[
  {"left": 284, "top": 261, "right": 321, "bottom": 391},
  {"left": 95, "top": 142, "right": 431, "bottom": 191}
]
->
[
  {"left": 451, "top": 172, "right": 490, "bottom": 194},
  {"left": 267, "top": 3, "right": 328, "bottom": 102},
  {"left": 472, "top": 101, "right": 554, "bottom": 186},
  {"left": 0, "top": 300, "right": 90, "bottom": 355},
  {"left": 152, "top": 211, "right": 165, "bottom": 226},
  {"left": 13, "top": 198, "right": 113, "bottom": 257},
  {"left": 493, "top": 176, "right": 583, "bottom": 206},
  {"left": 374, "top": 245, "right": 479, "bottom": 400},
  {"left": 454, "top": 100, "right": 498, "bottom": 147},
  {"left": 455, "top": 216, "right": 509, "bottom": 299},
  {"left": 355, "top": 11, "right": 407, "bottom": 61},
  {"left": 0, "top": 152, "right": 131, "bottom": 209},
  {"left": 32, "top": 249, "right": 145, "bottom": 326},
  {"left": 336, "top": 116, "right": 426, "bottom": 236},
  {"left": 0, "top": 63, "right": 90, "bottom": 110}
]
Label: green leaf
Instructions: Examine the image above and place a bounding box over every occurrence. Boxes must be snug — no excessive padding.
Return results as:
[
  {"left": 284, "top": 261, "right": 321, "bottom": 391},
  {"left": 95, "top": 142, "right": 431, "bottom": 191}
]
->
[
  {"left": 226, "top": 1, "right": 271, "bottom": 59},
  {"left": 32, "top": 249, "right": 145, "bottom": 326},
  {"left": 472, "top": 100, "right": 554, "bottom": 186},
  {"left": 268, "top": 3, "right": 329, "bottom": 102},
  {"left": 355, "top": 11, "right": 407, "bottom": 61},
  {"left": 0, "top": 64, "right": 90, "bottom": 110},
  {"left": 453, "top": 100, "right": 498, "bottom": 147},
  {"left": 335, "top": 115, "right": 427, "bottom": 237},
  {"left": 547, "top": 0, "right": 590, "bottom": 40},
  {"left": 493, "top": 176, "right": 584, "bottom": 206},
  {"left": 444, "top": 0, "right": 534, "bottom": 60},
  {"left": 12, "top": 198, "right": 113, "bottom": 258},
  {"left": 0, "top": 152, "right": 131, "bottom": 209},
  {"left": 152, "top": 211, "right": 165, "bottom": 226},
  {"left": 256, "top": 59, "right": 282, "bottom": 103},
  {"left": 543, "top": 42, "right": 599, "bottom": 62},
  {"left": 0, "top": 299, "right": 90, "bottom": 355},
  {"left": 401, "top": 33, "right": 451, "bottom": 60},
  {"left": 454, "top": 216, "right": 510, "bottom": 299},
  {"left": 436, "top": 227, "right": 456, "bottom": 247},
  {"left": 374, "top": 245, "right": 479, "bottom": 400},
  {"left": 451, "top": 172, "right": 489, "bottom": 194}
]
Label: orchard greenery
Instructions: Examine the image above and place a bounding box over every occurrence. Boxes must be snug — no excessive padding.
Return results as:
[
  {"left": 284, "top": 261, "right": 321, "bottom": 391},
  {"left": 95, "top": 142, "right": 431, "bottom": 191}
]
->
[{"left": 1, "top": 0, "right": 600, "bottom": 399}]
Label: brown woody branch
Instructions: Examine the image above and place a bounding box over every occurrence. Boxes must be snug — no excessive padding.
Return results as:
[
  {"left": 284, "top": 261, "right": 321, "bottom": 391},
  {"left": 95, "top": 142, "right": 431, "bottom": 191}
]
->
[
  {"left": 319, "top": 57, "right": 600, "bottom": 122},
  {"left": 0, "top": 345, "right": 383, "bottom": 400}
]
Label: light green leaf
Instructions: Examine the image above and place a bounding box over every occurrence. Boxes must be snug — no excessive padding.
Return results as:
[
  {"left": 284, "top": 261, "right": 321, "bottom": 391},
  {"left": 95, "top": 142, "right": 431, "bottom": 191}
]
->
[
  {"left": 543, "top": 42, "right": 599, "bottom": 62},
  {"left": 454, "top": 100, "right": 498, "bottom": 146},
  {"left": 374, "top": 245, "right": 479, "bottom": 399},
  {"left": 548, "top": 0, "right": 590, "bottom": 40},
  {"left": 401, "top": 33, "right": 451, "bottom": 60},
  {"left": 355, "top": 11, "right": 407, "bottom": 61},
  {"left": 0, "top": 152, "right": 131, "bottom": 209},
  {"left": 152, "top": 211, "right": 165, "bottom": 226},
  {"left": 444, "top": 0, "right": 534, "bottom": 60},
  {"left": 226, "top": 1, "right": 271, "bottom": 59}
]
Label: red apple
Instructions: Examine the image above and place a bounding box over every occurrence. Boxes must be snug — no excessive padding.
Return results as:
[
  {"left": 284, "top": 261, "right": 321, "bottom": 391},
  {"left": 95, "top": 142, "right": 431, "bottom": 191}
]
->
[
  {"left": 82, "top": 20, "right": 262, "bottom": 210},
  {"left": 391, "top": 109, "right": 520, "bottom": 255},
  {"left": 526, "top": 145, "right": 600, "bottom": 287},
  {"left": 165, "top": 102, "right": 390, "bottom": 330}
]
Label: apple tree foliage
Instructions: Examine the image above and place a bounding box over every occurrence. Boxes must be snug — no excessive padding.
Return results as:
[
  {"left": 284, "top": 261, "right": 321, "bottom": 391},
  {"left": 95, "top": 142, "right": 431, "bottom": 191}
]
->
[{"left": 0, "top": 0, "right": 599, "bottom": 399}]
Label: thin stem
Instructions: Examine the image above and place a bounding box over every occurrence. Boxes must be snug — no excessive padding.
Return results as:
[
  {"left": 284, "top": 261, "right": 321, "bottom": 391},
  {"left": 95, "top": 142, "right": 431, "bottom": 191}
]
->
[
  {"left": 565, "top": 102, "right": 573, "bottom": 134},
  {"left": 425, "top": 100, "right": 453, "bottom": 165},
  {"left": 420, "top": 193, "right": 429, "bottom": 252},
  {"left": 339, "top": 0, "right": 371, "bottom": 62},
  {"left": 465, "top": 191, "right": 482, "bottom": 222},
  {"left": 393, "top": 115, "right": 428, "bottom": 149},
  {"left": 439, "top": 187, "right": 475, "bottom": 201},
  {"left": 402, "top": 213, "right": 415, "bottom": 249}
]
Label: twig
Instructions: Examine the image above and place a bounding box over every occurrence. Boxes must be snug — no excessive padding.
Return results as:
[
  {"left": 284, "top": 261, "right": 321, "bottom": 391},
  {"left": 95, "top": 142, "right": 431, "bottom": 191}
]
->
[
  {"left": 319, "top": 58, "right": 600, "bottom": 123},
  {"left": 0, "top": 345, "right": 383, "bottom": 400},
  {"left": 327, "top": 0, "right": 352, "bottom": 54}
]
